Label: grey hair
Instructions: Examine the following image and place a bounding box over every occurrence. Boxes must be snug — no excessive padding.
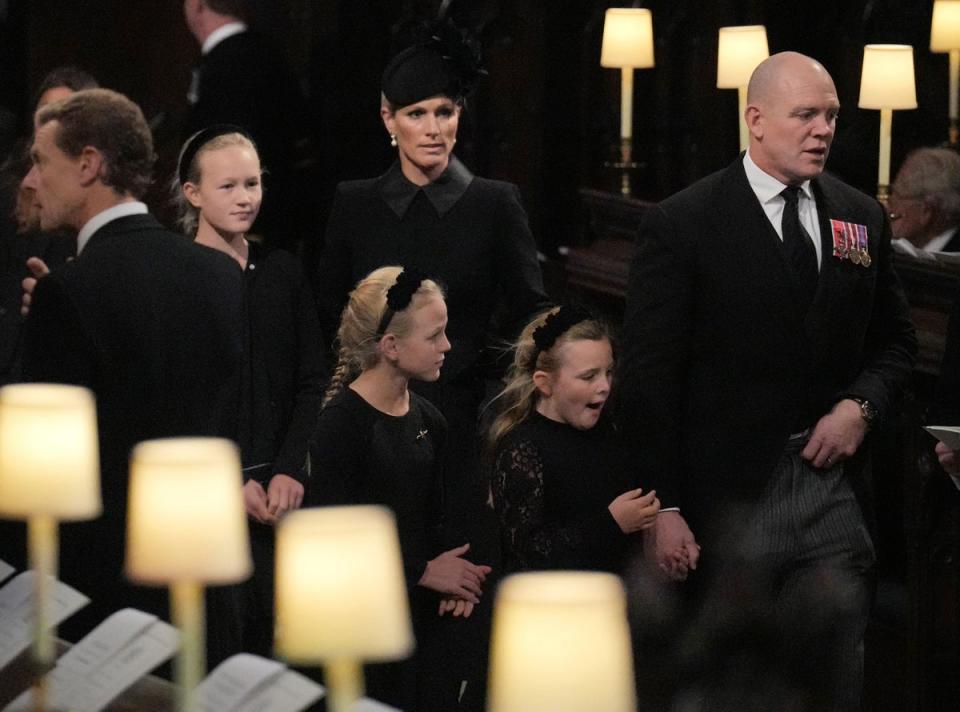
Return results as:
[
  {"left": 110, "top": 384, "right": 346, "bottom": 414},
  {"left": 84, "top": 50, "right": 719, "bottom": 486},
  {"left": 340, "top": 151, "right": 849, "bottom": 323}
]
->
[{"left": 893, "top": 147, "right": 960, "bottom": 223}]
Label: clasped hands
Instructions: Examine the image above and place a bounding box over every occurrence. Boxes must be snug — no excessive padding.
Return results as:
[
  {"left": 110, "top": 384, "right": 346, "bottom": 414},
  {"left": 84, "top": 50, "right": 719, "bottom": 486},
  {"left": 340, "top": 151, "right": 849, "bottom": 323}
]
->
[
  {"left": 243, "top": 474, "right": 304, "bottom": 525},
  {"left": 419, "top": 543, "right": 492, "bottom": 619}
]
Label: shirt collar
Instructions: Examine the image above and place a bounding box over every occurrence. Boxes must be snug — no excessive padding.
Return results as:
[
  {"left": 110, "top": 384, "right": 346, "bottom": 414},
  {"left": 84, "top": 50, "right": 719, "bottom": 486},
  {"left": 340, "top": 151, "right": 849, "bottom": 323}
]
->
[
  {"left": 202, "top": 22, "right": 247, "bottom": 55},
  {"left": 924, "top": 227, "right": 958, "bottom": 253},
  {"left": 743, "top": 150, "right": 814, "bottom": 205},
  {"left": 77, "top": 202, "right": 149, "bottom": 254},
  {"left": 379, "top": 155, "right": 474, "bottom": 218}
]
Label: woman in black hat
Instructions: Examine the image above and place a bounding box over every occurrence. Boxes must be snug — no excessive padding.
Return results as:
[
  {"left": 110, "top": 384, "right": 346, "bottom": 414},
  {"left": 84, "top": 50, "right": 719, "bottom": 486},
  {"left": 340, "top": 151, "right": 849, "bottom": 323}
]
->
[{"left": 316, "top": 20, "right": 550, "bottom": 708}]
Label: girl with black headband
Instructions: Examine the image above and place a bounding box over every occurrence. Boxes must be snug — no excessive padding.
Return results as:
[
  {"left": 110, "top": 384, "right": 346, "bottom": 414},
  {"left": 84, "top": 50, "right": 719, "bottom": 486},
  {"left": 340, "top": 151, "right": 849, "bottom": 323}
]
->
[
  {"left": 173, "top": 125, "right": 326, "bottom": 662},
  {"left": 316, "top": 24, "right": 549, "bottom": 702},
  {"left": 308, "top": 266, "right": 492, "bottom": 711},
  {"left": 488, "top": 306, "right": 661, "bottom": 576}
]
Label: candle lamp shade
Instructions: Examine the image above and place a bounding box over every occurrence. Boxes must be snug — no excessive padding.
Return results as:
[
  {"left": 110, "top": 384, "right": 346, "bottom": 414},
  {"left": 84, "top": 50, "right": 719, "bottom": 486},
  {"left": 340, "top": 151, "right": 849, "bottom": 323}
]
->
[
  {"left": 125, "top": 437, "right": 250, "bottom": 585},
  {"left": 716, "top": 25, "right": 769, "bottom": 88},
  {"left": 274, "top": 505, "right": 413, "bottom": 664},
  {"left": 0, "top": 383, "right": 100, "bottom": 520},
  {"left": 600, "top": 8, "right": 654, "bottom": 69},
  {"left": 932, "top": 0, "right": 960, "bottom": 51},
  {"left": 487, "top": 571, "right": 636, "bottom": 712},
  {"left": 858, "top": 44, "right": 918, "bottom": 110}
]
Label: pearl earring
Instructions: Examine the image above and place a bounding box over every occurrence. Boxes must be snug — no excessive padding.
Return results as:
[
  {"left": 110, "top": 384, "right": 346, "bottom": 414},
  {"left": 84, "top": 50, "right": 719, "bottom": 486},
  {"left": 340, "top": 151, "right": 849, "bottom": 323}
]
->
[{"left": 390, "top": 134, "right": 397, "bottom": 148}]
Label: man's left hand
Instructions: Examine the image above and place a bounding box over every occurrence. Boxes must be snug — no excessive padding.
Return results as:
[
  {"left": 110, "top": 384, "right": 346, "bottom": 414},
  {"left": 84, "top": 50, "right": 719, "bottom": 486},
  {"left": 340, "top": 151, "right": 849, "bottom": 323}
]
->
[{"left": 802, "top": 398, "right": 868, "bottom": 469}]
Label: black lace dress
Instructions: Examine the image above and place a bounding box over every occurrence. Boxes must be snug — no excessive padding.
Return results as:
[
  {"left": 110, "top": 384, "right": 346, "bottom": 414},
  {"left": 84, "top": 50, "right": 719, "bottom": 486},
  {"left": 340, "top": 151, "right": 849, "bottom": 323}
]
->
[{"left": 490, "top": 411, "right": 640, "bottom": 575}]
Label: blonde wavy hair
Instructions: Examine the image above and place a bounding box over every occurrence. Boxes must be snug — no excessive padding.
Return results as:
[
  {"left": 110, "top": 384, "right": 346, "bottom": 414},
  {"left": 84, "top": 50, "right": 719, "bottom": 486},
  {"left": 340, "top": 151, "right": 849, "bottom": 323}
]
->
[
  {"left": 322, "top": 266, "right": 445, "bottom": 407},
  {"left": 486, "top": 307, "right": 611, "bottom": 457}
]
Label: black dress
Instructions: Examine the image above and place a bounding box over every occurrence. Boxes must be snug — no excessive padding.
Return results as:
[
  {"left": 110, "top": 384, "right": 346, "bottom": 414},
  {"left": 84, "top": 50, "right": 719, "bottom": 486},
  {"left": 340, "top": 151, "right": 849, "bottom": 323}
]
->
[
  {"left": 307, "top": 387, "right": 448, "bottom": 710},
  {"left": 213, "top": 241, "right": 326, "bottom": 662},
  {"left": 490, "top": 411, "right": 639, "bottom": 575}
]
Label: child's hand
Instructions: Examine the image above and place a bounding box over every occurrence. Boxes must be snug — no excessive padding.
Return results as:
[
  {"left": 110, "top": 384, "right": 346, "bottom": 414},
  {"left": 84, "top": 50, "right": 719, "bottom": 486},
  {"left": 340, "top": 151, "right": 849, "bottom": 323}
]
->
[
  {"left": 266, "top": 473, "right": 304, "bottom": 520},
  {"left": 243, "top": 479, "right": 275, "bottom": 524},
  {"left": 438, "top": 597, "right": 475, "bottom": 618},
  {"left": 608, "top": 488, "right": 660, "bottom": 533},
  {"left": 419, "top": 543, "right": 493, "bottom": 603}
]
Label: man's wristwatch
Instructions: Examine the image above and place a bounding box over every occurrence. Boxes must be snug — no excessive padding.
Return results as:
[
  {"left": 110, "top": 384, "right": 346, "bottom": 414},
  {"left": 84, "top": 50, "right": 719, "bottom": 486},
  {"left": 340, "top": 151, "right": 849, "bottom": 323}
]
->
[{"left": 850, "top": 397, "right": 879, "bottom": 428}]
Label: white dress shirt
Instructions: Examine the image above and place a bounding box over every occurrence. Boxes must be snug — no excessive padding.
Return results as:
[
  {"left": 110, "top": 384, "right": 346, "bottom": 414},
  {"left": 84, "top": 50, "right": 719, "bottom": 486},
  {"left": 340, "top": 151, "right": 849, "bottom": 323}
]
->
[
  {"left": 743, "top": 151, "right": 823, "bottom": 269},
  {"left": 77, "top": 201, "right": 149, "bottom": 255},
  {"left": 202, "top": 21, "right": 247, "bottom": 55}
]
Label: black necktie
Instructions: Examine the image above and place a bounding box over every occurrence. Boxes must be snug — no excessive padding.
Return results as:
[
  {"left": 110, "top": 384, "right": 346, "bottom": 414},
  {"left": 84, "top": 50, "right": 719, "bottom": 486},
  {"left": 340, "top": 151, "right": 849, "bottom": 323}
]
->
[{"left": 780, "top": 186, "right": 819, "bottom": 310}]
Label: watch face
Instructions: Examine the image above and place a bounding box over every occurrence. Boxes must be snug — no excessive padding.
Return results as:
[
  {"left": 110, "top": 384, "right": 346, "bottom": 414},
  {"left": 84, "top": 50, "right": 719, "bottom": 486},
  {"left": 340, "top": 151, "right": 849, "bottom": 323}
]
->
[{"left": 860, "top": 400, "right": 878, "bottom": 423}]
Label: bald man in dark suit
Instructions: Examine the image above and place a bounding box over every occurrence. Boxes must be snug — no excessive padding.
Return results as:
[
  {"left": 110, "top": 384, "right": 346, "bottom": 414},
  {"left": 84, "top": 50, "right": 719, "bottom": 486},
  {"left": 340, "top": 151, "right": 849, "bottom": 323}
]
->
[{"left": 619, "top": 53, "right": 916, "bottom": 710}]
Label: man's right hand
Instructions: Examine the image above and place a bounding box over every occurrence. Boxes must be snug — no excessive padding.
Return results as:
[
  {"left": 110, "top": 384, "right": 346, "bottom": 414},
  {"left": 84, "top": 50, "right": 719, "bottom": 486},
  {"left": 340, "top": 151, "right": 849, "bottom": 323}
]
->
[
  {"left": 936, "top": 440, "right": 960, "bottom": 475},
  {"left": 20, "top": 257, "right": 51, "bottom": 317},
  {"left": 646, "top": 510, "right": 700, "bottom": 581}
]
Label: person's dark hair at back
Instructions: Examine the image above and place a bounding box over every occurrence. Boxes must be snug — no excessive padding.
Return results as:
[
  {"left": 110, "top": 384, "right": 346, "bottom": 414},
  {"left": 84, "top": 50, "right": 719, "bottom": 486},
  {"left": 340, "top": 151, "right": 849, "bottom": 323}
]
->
[
  {"left": 35, "top": 89, "right": 155, "bottom": 199},
  {"left": 32, "top": 66, "right": 99, "bottom": 107}
]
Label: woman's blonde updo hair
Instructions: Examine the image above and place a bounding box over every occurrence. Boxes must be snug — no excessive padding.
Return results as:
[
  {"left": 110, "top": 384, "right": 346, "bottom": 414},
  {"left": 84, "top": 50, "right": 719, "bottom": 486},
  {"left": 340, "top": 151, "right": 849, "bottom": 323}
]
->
[
  {"left": 486, "top": 307, "right": 611, "bottom": 456},
  {"left": 322, "top": 266, "right": 445, "bottom": 407},
  {"left": 170, "top": 130, "right": 259, "bottom": 236}
]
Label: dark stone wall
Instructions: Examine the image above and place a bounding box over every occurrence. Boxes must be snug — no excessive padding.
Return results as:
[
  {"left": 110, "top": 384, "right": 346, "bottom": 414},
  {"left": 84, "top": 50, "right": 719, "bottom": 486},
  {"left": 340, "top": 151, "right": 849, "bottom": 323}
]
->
[{"left": 1, "top": 1, "right": 949, "bottom": 250}]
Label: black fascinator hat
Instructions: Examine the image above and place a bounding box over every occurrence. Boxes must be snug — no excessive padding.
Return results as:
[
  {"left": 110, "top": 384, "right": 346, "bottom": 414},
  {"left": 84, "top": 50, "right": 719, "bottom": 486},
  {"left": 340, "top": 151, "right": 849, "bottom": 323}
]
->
[{"left": 381, "top": 18, "right": 487, "bottom": 108}]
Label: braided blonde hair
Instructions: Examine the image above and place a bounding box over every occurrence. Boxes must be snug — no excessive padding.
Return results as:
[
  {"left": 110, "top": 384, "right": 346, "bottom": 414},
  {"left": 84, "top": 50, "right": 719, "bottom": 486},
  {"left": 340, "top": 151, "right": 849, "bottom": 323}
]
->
[
  {"left": 322, "top": 266, "right": 445, "bottom": 408},
  {"left": 486, "top": 307, "right": 611, "bottom": 457}
]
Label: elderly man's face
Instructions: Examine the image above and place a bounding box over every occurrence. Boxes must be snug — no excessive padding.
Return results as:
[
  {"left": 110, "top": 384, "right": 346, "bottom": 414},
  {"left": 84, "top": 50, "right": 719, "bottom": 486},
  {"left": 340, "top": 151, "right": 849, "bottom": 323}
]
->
[
  {"left": 887, "top": 192, "right": 930, "bottom": 244},
  {"left": 22, "top": 121, "right": 86, "bottom": 232},
  {"left": 750, "top": 61, "right": 840, "bottom": 186}
]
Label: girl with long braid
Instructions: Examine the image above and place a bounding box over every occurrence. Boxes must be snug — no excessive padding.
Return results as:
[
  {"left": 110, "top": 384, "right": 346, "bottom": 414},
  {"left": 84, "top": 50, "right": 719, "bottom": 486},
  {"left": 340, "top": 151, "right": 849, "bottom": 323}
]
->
[{"left": 308, "top": 266, "right": 491, "bottom": 710}]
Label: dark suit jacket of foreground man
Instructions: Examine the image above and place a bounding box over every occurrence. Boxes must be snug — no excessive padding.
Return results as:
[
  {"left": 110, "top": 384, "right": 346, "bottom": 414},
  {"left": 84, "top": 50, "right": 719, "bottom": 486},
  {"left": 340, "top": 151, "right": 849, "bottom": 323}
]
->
[
  {"left": 22, "top": 213, "right": 245, "bottom": 635},
  {"left": 619, "top": 157, "right": 917, "bottom": 536}
]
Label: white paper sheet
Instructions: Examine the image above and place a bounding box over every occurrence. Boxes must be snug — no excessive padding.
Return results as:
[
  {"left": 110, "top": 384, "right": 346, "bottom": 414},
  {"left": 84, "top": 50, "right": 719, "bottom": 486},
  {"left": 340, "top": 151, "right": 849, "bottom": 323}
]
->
[
  {"left": 193, "top": 653, "right": 286, "bottom": 711},
  {"left": 0, "top": 561, "right": 14, "bottom": 584},
  {"left": 353, "top": 697, "right": 403, "bottom": 712},
  {"left": 3, "top": 608, "right": 179, "bottom": 712},
  {"left": 232, "top": 670, "right": 325, "bottom": 712},
  {"left": 924, "top": 425, "right": 960, "bottom": 450},
  {"left": 0, "top": 571, "right": 89, "bottom": 669}
]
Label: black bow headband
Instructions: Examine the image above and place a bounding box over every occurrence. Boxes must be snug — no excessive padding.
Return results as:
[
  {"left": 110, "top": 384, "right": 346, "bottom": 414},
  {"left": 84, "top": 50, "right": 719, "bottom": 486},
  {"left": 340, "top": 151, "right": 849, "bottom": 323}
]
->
[
  {"left": 532, "top": 305, "right": 592, "bottom": 356},
  {"left": 376, "top": 268, "right": 430, "bottom": 336},
  {"left": 177, "top": 124, "right": 253, "bottom": 185}
]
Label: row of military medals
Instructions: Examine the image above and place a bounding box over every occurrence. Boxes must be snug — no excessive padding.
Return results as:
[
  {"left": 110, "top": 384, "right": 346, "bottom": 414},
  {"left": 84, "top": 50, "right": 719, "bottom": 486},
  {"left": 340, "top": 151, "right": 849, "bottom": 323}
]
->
[{"left": 829, "top": 219, "right": 871, "bottom": 268}]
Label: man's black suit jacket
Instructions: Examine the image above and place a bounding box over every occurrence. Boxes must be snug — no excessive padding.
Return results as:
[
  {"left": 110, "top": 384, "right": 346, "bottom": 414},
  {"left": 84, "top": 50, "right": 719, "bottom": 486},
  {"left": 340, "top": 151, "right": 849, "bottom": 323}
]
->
[
  {"left": 618, "top": 157, "right": 917, "bottom": 534},
  {"left": 184, "top": 30, "right": 305, "bottom": 245},
  {"left": 22, "top": 213, "right": 244, "bottom": 629}
]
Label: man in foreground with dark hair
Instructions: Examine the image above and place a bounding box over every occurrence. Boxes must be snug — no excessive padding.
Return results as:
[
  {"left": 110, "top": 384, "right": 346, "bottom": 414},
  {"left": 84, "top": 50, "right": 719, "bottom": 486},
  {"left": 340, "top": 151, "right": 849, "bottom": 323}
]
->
[{"left": 21, "top": 88, "right": 244, "bottom": 637}]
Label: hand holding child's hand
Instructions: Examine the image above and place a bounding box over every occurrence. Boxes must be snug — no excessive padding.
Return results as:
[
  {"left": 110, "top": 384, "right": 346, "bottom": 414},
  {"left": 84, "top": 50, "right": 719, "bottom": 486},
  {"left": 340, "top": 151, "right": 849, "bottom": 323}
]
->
[{"left": 419, "top": 543, "right": 492, "bottom": 604}]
